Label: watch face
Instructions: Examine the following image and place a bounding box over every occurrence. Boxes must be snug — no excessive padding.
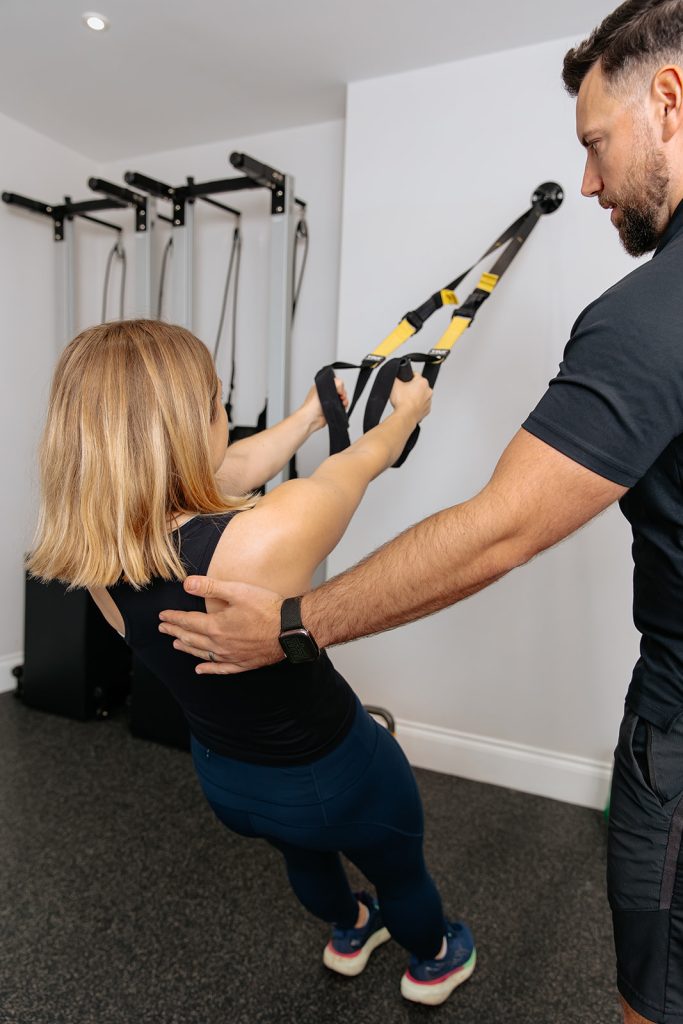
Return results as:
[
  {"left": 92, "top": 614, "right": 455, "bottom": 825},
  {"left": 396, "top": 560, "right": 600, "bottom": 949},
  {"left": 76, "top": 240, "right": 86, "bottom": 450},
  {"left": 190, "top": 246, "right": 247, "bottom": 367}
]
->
[{"left": 279, "top": 629, "right": 319, "bottom": 664}]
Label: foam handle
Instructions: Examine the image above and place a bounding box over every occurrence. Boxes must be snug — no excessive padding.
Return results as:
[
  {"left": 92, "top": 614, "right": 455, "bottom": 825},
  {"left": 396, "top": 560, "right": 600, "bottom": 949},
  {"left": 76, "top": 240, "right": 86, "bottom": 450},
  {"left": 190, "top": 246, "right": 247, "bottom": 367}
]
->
[{"left": 397, "top": 358, "right": 414, "bottom": 382}]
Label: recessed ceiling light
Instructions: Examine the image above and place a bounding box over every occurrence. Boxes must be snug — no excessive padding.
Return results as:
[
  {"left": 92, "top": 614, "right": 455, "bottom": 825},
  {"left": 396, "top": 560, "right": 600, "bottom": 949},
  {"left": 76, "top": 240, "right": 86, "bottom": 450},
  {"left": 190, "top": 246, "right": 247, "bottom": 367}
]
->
[{"left": 82, "top": 12, "right": 110, "bottom": 31}]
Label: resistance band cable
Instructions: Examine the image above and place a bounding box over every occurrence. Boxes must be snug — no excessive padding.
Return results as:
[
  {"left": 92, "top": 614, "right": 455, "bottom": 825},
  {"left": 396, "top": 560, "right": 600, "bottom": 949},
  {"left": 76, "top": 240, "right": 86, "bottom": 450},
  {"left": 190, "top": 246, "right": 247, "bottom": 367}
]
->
[
  {"left": 101, "top": 237, "right": 127, "bottom": 323},
  {"left": 315, "top": 181, "right": 564, "bottom": 467},
  {"left": 292, "top": 215, "right": 309, "bottom": 316},
  {"left": 214, "top": 226, "right": 243, "bottom": 424},
  {"left": 228, "top": 212, "right": 310, "bottom": 455},
  {"left": 157, "top": 237, "right": 174, "bottom": 319}
]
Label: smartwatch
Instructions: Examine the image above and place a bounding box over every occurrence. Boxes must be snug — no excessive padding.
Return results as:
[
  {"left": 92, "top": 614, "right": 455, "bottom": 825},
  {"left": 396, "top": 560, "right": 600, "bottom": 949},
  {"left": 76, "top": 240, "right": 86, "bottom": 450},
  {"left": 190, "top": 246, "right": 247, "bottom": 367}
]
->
[{"left": 278, "top": 596, "right": 320, "bottom": 664}]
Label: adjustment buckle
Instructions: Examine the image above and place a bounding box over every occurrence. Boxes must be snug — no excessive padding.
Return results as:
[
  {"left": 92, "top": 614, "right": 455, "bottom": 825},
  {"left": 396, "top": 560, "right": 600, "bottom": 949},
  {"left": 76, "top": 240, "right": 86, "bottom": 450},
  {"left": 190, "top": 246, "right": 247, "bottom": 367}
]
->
[
  {"left": 427, "top": 348, "right": 450, "bottom": 364},
  {"left": 405, "top": 310, "right": 425, "bottom": 332},
  {"left": 361, "top": 353, "right": 386, "bottom": 370}
]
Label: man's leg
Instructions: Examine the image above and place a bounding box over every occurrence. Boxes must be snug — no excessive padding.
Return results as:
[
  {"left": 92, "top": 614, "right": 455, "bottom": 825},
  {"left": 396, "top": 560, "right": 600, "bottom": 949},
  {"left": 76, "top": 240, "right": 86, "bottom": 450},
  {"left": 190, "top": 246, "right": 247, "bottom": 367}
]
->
[
  {"left": 608, "top": 709, "right": 683, "bottom": 1024},
  {"left": 620, "top": 995, "right": 656, "bottom": 1024}
]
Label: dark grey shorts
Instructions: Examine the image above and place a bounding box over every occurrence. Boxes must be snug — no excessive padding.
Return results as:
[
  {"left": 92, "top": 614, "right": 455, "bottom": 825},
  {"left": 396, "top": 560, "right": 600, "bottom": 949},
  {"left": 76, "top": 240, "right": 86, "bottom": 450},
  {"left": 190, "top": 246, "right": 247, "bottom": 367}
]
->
[{"left": 608, "top": 709, "right": 683, "bottom": 1023}]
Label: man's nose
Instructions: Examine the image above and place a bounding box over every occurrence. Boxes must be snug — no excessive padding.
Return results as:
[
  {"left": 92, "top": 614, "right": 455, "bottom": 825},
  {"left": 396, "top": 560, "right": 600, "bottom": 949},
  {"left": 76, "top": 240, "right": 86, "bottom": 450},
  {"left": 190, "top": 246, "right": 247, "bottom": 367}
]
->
[{"left": 581, "top": 157, "right": 603, "bottom": 198}]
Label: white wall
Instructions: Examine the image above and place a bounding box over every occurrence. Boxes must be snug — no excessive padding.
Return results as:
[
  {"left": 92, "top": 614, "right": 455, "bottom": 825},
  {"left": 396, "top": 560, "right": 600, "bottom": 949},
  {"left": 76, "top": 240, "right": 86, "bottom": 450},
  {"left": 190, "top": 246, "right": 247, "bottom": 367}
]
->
[
  {"left": 327, "top": 37, "right": 642, "bottom": 808},
  {"left": 0, "top": 111, "right": 103, "bottom": 692}
]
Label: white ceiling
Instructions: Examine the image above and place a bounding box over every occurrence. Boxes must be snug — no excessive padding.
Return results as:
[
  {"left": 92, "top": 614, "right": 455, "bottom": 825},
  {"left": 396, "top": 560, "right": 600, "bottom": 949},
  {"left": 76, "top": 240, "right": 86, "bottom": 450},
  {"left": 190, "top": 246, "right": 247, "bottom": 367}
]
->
[{"left": 1, "top": 0, "right": 614, "bottom": 162}]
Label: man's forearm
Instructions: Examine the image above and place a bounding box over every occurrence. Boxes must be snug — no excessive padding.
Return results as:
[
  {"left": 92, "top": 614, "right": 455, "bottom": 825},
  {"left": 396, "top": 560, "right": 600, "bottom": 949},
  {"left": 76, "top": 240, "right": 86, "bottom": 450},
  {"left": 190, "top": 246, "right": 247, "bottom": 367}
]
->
[
  {"left": 299, "top": 428, "right": 625, "bottom": 651},
  {"left": 301, "top": 496, "right": 522, "bottom": 649}
]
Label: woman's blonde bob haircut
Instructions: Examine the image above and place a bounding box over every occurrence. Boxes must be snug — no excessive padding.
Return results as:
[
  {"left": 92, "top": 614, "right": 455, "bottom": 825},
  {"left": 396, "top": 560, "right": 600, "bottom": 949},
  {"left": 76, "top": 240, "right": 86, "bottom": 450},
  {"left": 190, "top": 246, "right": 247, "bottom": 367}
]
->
[{"left": 28, "top": 319, "right": 255, "bottom": 589}]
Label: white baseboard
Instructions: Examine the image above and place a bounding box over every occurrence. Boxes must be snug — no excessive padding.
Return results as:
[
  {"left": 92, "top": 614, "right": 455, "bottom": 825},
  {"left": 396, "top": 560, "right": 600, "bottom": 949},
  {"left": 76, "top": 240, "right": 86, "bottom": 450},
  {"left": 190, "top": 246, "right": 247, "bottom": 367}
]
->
[
  {"left": 394, "top": 717, "right": 612, "bottom": 811},
  {"left": 0, "top": 652, "right": 21, "bottom": 694},
  {"left": 0, "top": 654, "right": 610, "bottom": 809}
]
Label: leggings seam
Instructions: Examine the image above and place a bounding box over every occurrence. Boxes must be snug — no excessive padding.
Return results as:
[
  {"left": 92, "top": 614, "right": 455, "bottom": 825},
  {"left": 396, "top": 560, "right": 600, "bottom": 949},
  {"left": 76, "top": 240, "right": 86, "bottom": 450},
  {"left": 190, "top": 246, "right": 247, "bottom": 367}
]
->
[{"left": 310, "top": 768, "right": 329, "bottom": 826}]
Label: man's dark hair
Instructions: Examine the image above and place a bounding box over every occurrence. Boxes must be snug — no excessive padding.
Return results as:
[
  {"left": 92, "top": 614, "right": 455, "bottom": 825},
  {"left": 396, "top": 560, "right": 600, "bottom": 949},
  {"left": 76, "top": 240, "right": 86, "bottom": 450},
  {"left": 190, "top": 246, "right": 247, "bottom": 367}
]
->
[{"left": 563, "top": 0, "right": 683, "bottom": 96}]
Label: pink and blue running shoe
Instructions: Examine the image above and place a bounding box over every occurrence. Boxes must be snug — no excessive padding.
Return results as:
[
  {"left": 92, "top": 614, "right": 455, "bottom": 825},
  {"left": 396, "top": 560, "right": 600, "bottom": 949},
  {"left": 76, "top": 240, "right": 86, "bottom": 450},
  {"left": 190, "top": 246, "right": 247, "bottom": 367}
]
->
[
  {"left": 323, "top": 891, "right": 391, "bottom": 977},
  {"left": 400, "top": 920, "right": 476, "bottom": 1005}
]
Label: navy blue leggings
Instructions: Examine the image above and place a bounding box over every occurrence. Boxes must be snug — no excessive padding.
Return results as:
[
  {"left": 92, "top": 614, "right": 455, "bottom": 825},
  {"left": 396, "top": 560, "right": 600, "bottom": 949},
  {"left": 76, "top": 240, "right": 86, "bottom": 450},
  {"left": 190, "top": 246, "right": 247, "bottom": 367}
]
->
[{"left": 191, "top": 700, "right": 445, "bottom": 959}]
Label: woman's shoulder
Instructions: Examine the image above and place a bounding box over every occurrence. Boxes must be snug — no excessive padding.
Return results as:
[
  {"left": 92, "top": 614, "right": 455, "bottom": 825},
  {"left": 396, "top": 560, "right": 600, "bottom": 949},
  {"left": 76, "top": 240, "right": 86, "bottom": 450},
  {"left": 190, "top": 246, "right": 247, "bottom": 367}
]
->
[{"left": 205, "top": 487, "right": 318, "bottom": 597}]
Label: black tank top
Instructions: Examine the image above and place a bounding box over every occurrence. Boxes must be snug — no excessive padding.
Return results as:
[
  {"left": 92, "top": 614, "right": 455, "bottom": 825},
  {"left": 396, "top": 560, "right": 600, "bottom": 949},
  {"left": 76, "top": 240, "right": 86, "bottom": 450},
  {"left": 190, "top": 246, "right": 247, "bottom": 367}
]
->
[{"left": 108, "top": 513, "right": 356, "bottom": 765}]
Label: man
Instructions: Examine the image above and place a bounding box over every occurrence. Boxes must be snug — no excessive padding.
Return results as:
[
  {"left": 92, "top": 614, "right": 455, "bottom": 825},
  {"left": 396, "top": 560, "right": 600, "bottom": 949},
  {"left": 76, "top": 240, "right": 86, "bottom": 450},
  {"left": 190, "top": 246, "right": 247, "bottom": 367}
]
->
[{"left": 159, "top": 2, "right": 683, "bottom": 1021}]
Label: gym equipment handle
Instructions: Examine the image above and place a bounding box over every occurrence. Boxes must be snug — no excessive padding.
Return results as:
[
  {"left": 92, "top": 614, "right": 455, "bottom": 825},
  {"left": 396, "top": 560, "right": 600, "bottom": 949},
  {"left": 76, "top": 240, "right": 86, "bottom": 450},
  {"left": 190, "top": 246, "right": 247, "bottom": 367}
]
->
[{"left": 397, "top": 358, "right": 414, "bottom": 382}]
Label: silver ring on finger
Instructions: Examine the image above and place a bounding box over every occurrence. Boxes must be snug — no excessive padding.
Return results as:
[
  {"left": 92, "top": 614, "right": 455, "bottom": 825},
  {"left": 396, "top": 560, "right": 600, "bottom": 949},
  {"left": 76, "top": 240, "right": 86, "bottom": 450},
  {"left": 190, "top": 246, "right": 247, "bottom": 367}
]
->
[{"left": 207, "top": 650, "right": 217, "bottom": 663}]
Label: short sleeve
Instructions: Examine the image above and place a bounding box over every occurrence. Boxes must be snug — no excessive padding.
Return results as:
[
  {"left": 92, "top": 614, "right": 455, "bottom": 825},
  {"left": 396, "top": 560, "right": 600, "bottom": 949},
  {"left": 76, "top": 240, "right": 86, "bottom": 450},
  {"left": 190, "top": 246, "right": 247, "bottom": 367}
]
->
[{"left": 523, "top": 273, "right": 683, "bottom": 488}]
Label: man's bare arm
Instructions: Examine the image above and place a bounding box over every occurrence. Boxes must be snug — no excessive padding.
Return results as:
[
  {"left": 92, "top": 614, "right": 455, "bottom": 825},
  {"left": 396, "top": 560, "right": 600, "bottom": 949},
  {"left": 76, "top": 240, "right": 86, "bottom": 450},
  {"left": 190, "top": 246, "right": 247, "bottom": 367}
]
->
[
  {"left": 301, "top": 428, "right": 626, "bottom": 648},
  {"left": 159, "top": 429, "right": 626, "bottom": 672}
]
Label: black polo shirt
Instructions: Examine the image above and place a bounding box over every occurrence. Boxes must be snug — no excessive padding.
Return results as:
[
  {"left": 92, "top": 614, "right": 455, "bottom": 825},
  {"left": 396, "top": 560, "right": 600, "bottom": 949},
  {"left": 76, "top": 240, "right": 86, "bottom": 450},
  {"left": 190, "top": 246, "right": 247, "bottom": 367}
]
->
[{"left": 523, "top": 199, "right": 683, "bottom": 731}]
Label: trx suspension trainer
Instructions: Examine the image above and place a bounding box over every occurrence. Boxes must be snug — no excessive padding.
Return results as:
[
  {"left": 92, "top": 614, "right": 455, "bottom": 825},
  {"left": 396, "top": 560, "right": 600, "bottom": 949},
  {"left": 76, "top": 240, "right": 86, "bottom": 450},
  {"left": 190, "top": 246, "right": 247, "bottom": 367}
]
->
[{"left": 315, "top": 181, "right": 564, "bottom": 467}]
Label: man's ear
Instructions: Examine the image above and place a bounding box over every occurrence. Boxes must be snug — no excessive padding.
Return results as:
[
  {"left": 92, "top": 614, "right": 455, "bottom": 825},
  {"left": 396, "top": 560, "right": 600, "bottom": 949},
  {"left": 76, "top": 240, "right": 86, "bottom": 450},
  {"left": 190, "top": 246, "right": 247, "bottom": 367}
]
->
[{"left": 652, "top": 65, "right": 683, "bottom": 142}]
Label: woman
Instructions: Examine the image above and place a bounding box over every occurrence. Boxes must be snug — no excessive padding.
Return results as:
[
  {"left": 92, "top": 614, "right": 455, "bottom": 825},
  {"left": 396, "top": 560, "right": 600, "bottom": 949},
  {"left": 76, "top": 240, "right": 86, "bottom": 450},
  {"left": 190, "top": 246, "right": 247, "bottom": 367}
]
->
[{"left": 28, "top": 319, "right": 475, "bottom": 1006}]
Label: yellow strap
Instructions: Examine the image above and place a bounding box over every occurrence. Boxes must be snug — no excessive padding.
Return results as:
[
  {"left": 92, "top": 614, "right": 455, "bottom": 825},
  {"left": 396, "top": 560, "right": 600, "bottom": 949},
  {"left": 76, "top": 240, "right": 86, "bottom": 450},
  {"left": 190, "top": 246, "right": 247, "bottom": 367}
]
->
[
  {"left": 477, "top": 271, "right": 499, "bottom": 294},
  {"left": 373, "top": 318, "right": 416, "bottom": 358},
  {"left": 440, "top": 289, "right": 458, "bottom": 306},
  {"left": 432, "top": 315, "right": 472, "bottom": 352}
]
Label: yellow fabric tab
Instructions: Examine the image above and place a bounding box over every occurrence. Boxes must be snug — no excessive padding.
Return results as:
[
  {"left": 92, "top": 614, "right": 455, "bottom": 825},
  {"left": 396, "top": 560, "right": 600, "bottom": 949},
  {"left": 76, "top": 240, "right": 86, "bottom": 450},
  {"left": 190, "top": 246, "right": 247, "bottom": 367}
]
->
[
  {"left": 477, "top": 272, "right": 499, "bottom": 293},
  {"left": 432, "top": 315, "right": 472, "bottom": 352},
  {"left": 373, "top": 319, "right": 416, "bottom": 358},
  {"left": 440, "top": 289, "right": 458, "bottom": 306}
]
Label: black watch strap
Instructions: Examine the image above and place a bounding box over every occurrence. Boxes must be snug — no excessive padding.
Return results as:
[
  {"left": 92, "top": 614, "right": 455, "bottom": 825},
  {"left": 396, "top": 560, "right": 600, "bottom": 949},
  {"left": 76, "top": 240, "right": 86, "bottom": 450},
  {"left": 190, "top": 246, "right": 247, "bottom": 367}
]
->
[
  {"left": 281, "top": 595, "right": 304, "bottom": 632},
  {"left": 279, "top": 596, "right": 320, "bottom": 664}
]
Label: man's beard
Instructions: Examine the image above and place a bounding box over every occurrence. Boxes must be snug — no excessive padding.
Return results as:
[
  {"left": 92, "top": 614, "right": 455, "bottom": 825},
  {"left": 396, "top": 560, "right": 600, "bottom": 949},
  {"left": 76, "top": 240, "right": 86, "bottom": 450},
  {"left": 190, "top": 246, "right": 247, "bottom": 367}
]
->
[{"left": 601, "top": 135, "right": 670, "bottom": 257}]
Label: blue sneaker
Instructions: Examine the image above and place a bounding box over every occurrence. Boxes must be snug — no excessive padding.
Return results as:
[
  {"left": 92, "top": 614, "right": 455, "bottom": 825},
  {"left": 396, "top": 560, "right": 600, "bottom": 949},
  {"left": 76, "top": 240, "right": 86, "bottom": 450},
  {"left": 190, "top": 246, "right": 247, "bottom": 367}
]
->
[
  {"left": 400, "top": 920, "right": 476, "bottom": 1005},
  {"left": 323, "top": 891, "right": 391, "bottom": 976}
]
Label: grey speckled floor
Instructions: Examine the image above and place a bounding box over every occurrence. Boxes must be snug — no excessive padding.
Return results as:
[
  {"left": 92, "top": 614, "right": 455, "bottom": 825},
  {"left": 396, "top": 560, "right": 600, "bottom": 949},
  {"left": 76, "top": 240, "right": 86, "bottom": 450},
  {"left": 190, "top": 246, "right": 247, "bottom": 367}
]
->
[{"left": 0, "top": 692, "right": 619, "bottom": 1024}]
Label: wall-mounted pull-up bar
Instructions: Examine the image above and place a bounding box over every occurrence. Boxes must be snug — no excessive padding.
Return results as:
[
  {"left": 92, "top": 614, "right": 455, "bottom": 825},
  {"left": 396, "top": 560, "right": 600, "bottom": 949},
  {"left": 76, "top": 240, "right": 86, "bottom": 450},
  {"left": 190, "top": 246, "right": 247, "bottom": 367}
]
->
[
  {"left": 1, "top": 191, "right": 127, "bottom": 346},
  {"left": 88, "top": 177, "right": 164, "bottom": 320},
  {"left": 4, "top": 152, "right": 308, "bottom": 489}
]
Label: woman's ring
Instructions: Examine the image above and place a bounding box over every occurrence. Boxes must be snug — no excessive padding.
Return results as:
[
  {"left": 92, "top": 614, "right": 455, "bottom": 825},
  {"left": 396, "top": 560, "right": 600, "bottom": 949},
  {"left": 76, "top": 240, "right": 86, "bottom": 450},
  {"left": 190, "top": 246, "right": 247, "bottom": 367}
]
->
[{"left": 207, "top": 651, "right": 217, "bottom": 663}]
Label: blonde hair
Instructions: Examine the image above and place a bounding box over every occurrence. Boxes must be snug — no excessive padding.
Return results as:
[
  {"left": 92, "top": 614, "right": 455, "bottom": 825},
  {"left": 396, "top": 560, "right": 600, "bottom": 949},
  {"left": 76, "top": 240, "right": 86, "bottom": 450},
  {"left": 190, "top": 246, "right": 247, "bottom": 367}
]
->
[{"left": 28, "top": 319, "right": 255, "bottom": 589}]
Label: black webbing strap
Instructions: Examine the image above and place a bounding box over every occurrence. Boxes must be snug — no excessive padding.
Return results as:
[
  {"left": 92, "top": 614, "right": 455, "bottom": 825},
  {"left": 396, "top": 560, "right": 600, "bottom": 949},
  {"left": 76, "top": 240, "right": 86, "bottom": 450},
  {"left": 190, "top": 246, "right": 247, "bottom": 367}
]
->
[
  {"left": 403, "top": 206, "right": 532, "bottom": 335},
  {"left": 314, "top": 363, "right": 358, "bottom": 453},
  {"left": 362, "top": 358, "right": 420, "bottom": 468},
  {"left": 339, "top": 206, "right": 535, "bottom": 420},
  {"left": 314, "top": 208, "right": 540, "bottom": 456},
  {"left": 316, "top": 182, "right": 563, "bottom": 461},
  {"left": 421, "top": 204, "right": 543, "bottom": 388}
]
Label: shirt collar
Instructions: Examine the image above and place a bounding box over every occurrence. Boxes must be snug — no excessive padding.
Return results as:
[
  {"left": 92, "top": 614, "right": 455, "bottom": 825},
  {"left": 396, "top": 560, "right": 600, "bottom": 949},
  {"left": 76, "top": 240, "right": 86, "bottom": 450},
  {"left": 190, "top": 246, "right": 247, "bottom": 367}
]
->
[{"left": 654, "top": 197, "right": 683, "bottom": 256}]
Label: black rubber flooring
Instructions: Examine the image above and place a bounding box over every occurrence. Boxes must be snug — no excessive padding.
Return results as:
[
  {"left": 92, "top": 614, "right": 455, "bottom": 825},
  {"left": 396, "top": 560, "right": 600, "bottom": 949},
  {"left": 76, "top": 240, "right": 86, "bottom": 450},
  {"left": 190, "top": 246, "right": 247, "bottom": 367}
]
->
[{"left": 0, "top": 692, "right": 619, "bottom": 1024}]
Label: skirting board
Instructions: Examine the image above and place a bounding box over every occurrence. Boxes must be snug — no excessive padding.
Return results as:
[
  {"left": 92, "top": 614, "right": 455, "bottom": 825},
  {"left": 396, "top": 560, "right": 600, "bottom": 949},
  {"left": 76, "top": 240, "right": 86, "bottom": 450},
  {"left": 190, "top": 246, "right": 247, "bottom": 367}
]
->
[
  {"left": 0, "top": 651, "right": 610, "bottom": 809},
  {"left": 394, "top": 717, "right": 612, "bottom": 811},
  {"left": 0, "top": 653, "right": 21, "bottom": 695}
]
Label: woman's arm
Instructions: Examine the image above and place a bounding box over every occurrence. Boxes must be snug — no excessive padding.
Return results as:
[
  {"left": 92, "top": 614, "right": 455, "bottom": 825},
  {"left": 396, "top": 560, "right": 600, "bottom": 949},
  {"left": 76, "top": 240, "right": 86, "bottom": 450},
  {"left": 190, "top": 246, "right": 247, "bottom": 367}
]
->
[
  {"left": 205, "top": 375, "right": 433, "bottom": 598},
  {"left": 216, "top": 381, "right": 346, "bottom": 494},
  {"left": 88, "top": 587, "right": 125, "bottom": 636}
]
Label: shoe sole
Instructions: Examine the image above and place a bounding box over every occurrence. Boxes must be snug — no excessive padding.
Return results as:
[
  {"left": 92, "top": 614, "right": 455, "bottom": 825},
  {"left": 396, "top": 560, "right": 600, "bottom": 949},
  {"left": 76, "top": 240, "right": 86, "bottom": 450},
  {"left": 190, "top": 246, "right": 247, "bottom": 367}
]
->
[
  {"left": 400, "top": 948, "right": 477, "bottom": 1005},
  {"left": 323, "top": 927, "right": 391, "bottom": 977}
]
